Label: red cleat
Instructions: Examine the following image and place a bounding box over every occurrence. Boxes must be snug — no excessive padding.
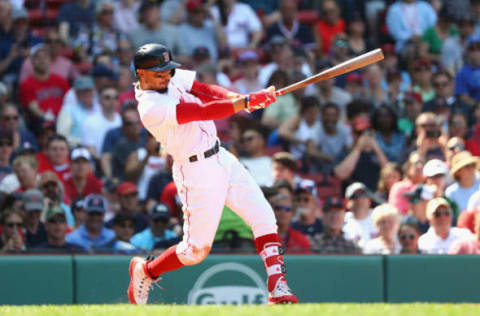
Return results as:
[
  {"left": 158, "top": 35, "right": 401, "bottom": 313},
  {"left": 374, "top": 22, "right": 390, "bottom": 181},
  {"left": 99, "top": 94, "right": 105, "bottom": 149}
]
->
[{"left": 127, "top": 257, "right": 157, "bottom": 305}]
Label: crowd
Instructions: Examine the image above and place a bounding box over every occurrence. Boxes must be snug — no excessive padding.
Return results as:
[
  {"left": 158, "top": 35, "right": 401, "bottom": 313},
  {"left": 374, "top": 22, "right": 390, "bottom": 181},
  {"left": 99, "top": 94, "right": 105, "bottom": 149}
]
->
[{"left": 1, "top": 0, "right": 480, "bottom": 256}]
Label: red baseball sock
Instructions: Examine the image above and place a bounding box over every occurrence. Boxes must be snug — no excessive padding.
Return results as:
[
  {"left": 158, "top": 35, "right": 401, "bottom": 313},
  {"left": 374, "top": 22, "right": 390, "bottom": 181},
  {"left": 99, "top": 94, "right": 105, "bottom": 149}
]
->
[
  {"left": 255, "top": 233, "right": 285, "bottom": 292},
  {"left": 146, "top": 245, "right": 184, "bottom": 278}
]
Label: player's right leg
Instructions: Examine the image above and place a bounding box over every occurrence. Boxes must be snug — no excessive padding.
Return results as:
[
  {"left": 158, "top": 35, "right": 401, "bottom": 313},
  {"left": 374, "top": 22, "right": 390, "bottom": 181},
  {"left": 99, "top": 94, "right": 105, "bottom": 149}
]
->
[{"left": 128, "top": 158, "right": 229, "bottom": 304}]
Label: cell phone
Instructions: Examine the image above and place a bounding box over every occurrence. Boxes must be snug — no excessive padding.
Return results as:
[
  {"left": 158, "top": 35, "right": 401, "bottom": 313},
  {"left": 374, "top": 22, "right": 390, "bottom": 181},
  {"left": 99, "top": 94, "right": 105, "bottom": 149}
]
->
[{"left": 426, "top": 130, "right": 441, "bottom": 138}]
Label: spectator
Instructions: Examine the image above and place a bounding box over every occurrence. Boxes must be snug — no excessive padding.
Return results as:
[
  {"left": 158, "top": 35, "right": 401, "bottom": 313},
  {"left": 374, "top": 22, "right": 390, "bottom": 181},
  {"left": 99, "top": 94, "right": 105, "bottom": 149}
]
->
[
  {"left": 64, "top": 147, "right": 103, "bottom": 201},
  {"left": 39, "top": 171, "right": 75, "bottom": 228},
  {"left": 376, "top": 163, "right": 403, "bottom": 201},
  {"left": 130, "top": 203, "right": 179, "bottom": 252},
  {"left": 22, "top": 189, "right": 47, "bottom": 248},
  {"left": 11, "top": 154, "right": 38, "bottom": 192},
  {"left": 144, "top": 155, "right": 173, "bottom": 212},
  {"left": 127, "top": 1, "right": 181, "bottom": 51},
  {"left": 313, "top": 63, "right": 352, "bottom": 115},
  {"left": 456, "top": 35, "right": 480, "bottom": 106},
  {"left": 210, "top": 0, "right": 263, "bottom": 49},
  {"left": 0, "top": 209, "right": 25, "bottom": 252},
  {"left": 233, "top": 51, "right": 263, "bottom": 95},
  {"left": 314, "top": 0, "right": 345, "bottom": 56},
  {"left": 71, "top": 197, "right": 86, "bottom": 229},
  {"left": 441, "top": 13, "right": 475, "bottom": 75},
  {"left": 92, "top": 64, "right": 118, "bottom": 92},
  {"left": 0, "top": 104, "right": 38, "bottom": 151},
  {"left": 421, "top": 6, "right": 456, "bottom": 58},
  {"left": 398, "top": 92, "right": 423, "bottom": 137},
  {"left": 418, "top": 197, "right": 473, "bottom": 254},
  {"left": 265, "top": 0, "right": 314, "bottom": 47},
  {"left": 343, "top": 182, "right": 378, "bottom": 248},
  {"left": 240, "top": 128, "right": 273, "bottom": 186},
  {"left": 268, "top": 189, "right": 311, "bottom": 253},
  {"left": 446, "top": 137, "right": 466, "bottom": 167},
  {"left": 66, "top": 194, "right": 115, "bottom": 251},
  {"left": 404, "top": 184, "right": 435, "bottom": 233},
  {"left": 423, "top": 159, "right": 451, "bottom": 200},
  {"left": 398, "top": 219, "right": 422, "bottom": 254},
  {"left": 363, "top": 64, "right": 388, "bottom": 107},
  {"left": 364, "top": 204, "right": 401, "bottom": 254},
  {"left": 449, "top": 210, "right": 480, "bottom": 254},
  {"left": 87, "top": 0, "right": 124, "bottom": 56},
  {"left": 177, "top": 0, "right": 225, "bottom": 62},
  {"left": 37, "top": 135, "right": 71, "bottom": 184},
  {"left": 34, "top": 206, "right": 83, "bottom": 252},
  {"left": 258, "top": 39, "right": 295, "bottom": 87},
  {"left": 411, "top": 58, "right": 434, "bottom": 103},
  {"left": 125, "top": 132, "right": 164, "bottom": 201},
  {"left": 114, "top": 0, "right": 140, "bottom": 34},
  {"left": 107, "top": 182, "right": 149, "bottom": 233},
  {"left": 445, "top": 151, "right": 480, "bottom": 213},
  {"left": 104, "top": 213, "right": 138, "bottom": 253},
  {"left": 291, "top": 180, "right": 323, "bottom": 238},
  {"left": 271, "top": 152, "right": 299, "bottom": 189},
  {"left": 334, "top": 114, "right": 388, "bottom": 191},
  {"left": 382, "top": 43, "right": 411, "bottom": 94},
  {"left": 57, "top": 0, "right": 95, "bottom": 45},
  {"left": 116, "top": 39, "right": 135, "bottom": 70},
  {"left": 19, "top": 44, "right": 70, "bottom": 132},
  {"left": 81, "top": 86, "right": 122, "bottom": 157},
  {"left": 19, "top": 28, "right": 78, "bottom": 84},
  {"left": 346, "top": 12, "right": 367, "bottom": 56},
  {"left": 57, "top": 76, "right": 100, "bottom": 146},
  {"left": 449, "top": 112, "right": 480, "bottom": 156},
  {"left": 311, "top": 197, "right": 361, "bottom": 254},
  {"left": 372, "top": 105, "right": 406, "bottom": 162},
  {"left": 306, "top": 102, "right": 353, "bottom": 172},
  {"left": 386, "top": 0, "right": 437, "bottom": 52},
  {"left": 389, "top": 151, "right": 425, "bottom": 215},
  {"left": 0, "top": 131, "right": 14, "bottom": 183},
  {"left": 345, "top": 73, "right": 366, "bottom": 101}
]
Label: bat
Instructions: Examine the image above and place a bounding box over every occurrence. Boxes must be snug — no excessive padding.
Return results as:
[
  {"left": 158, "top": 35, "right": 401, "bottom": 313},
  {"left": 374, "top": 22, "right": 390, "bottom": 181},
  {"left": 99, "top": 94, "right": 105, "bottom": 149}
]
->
[{"left": 275, "top": 48, "right": 384, "bottom": 96}]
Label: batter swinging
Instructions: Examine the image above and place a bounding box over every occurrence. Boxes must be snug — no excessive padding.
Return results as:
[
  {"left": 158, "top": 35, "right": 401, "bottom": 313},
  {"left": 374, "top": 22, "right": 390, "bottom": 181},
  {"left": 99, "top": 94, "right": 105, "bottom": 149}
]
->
[{"left": 127, "top": 43, "right": 298, "bottom": 305}]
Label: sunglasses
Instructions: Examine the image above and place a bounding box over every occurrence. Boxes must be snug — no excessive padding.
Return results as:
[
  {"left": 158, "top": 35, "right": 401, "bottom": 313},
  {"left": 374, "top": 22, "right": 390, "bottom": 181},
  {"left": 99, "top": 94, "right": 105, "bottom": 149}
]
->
[
  {"left": 48, "top": 217, "right": 66, "bottom": 224},
  {"left": 448, "top": 144, "right": 465, "bottom": 151},
  {"left": 351, "top": 192, "right": 368, "bottom": 200},
  {"left": 102, "top": 94, "right": 118, "bottom": 100},
  {"left": 153, "top": 218, "right": 169, "bottom": 224},
  {"left": 87, "top": 211, "right": 104, "bottom": 217},
  {"left": 295, "top": 196, "right": 311, "bottom": 203},
  {"left": 433, "top": 81, "right": 449, "bottom": 88},
  {"left": 2, "top": 115, "right": 18, "bottom": 121},
  {"left": 399, "top": 234, "right": 416, "bottom": 241},
  {"left": 273, "top": 205, "right": 292, "bottom": 212},
  {"left": 242, "top": 136, "right": 257, "bottom": 143},
  {"left": 124, "top": 120, "right": 139, "bottom": 126},
  {"left": 434, "top": 210, "right": 451, "bottom": 218},
  {"left": 6, "top": 222, "right": 23, "bottom": 228}
]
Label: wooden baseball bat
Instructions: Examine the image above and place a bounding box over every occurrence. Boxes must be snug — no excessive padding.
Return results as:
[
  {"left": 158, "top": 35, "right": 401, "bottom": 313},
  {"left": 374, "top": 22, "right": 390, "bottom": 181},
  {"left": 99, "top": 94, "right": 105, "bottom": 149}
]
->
[{"left": 275, "top": 48, "right": 384, "bottom": 96}]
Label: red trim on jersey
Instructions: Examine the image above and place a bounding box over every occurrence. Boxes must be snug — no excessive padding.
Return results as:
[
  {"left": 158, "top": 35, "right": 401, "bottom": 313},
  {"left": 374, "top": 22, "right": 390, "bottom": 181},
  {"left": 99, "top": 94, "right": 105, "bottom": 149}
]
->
[
  {"left": 180, "top": 165, "right": 190, "bottom": 246},
  {"left": 176, "top": 100, "right": 236, "bottom": 124},
  {"left": 190, "top": 80, "right": 232, "bottom": 103}
]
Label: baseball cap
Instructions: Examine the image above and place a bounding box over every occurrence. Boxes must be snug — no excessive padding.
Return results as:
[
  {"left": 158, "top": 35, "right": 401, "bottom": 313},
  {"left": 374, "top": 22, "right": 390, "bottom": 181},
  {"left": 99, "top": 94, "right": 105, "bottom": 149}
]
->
[
  {"left": 192, "top": 46, "right": 210, "bottom": 60},
  {"left": 30, "top": 43, "right": 48, "bottom": 57},
  {"left": 186, "top": 0, "right": 202, "bottom": 11},
  {"left": 323, "top": 197, "right": 345, "bottom": 212},
  {"left": 74, "top": 76, "right": 95, "bottom": 91},
  {"left": 117, "top": 182, "right": 138, "bottom": 195},
  {"left": 426, "top": 197, "right": 450, "bottom": 219},
  {"left": 0, "top": 82, "right": 7, "bottom": 97},
  {"left": 92, "top": 64, "right": 117, "bottom": 80},
  {"left": 149, "top": 203, "right": 171, "bottom": 221},
  {"left": 404, "top": 185, "right": 435, "bottom": 203},
  {"left": 404, "top": 92, "right": 423, "bottom": 104},
  {"left": 46, "top": 205, "right": 66, "bottom": 221},
  {"left": 39, "top": 171, "right": 60, "bottom": 187},
  {"left": 346, "top": 73, "right": 363, "bottom": 84},
  {"left": 84, "top": 194, "right": 106, "bottom": 213},
  {"left": 72, "top": 197, "right": 85, "bottom": 212},
  {"left": 467, "top": 34, "right": 480, "bottom": 48},
  {"left": 423, "top": 159, "right": 448, "bottom": 178},
  {"left": 104, "top": 178, "right": 120, "bottom": 193},
  {"left": 294, "top": 179, "right": 316, "bottom": 195},
  {"left": 22, "top": 189, "right": 44, "bottom": 212},
  {"left": 413, "top": 58, "right": 432, "bottom": 70},
  {"left": 71, "top": 147, "right": 91, "bottom": 161},
  {"left": 238, "top": 50, "right": 259, "bottom": 62},
  {"left": 381, "top": 43, "right": 395, "bottom": 55},
  {"left": 113, "top": 213, "right": 136, "bottom": 226},
  {"left": 345, "top": 182, "right": 367, "bottom": 199}
]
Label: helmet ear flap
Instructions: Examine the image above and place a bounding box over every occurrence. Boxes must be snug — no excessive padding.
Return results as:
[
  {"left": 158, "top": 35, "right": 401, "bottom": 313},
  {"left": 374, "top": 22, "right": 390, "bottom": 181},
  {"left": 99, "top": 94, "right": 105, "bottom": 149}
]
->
[
  {"left": 170, "top": 68, "right": 175, "bottom": 77},
  {"left": 130, "top": 62, "right": 139, "bottom": 81}
]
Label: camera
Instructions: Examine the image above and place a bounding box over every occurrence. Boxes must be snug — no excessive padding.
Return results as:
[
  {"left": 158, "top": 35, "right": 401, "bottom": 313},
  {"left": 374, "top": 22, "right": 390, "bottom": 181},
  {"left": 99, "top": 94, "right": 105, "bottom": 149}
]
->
[{"left": 426, "top": 130, "right": 441, "bottom": 138}]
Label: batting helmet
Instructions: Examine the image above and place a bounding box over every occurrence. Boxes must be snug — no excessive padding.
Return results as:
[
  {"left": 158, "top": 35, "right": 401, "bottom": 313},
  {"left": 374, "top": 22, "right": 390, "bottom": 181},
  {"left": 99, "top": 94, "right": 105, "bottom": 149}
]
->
[{"left": 132, "top": 43, "right": 181, "bottom": 80}]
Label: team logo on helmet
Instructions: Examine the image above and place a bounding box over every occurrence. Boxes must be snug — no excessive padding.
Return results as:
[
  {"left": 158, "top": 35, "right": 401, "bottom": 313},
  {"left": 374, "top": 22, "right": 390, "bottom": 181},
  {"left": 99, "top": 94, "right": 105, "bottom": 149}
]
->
[{"left": 163, "top": 52, "right": 170, "bottom": 62}]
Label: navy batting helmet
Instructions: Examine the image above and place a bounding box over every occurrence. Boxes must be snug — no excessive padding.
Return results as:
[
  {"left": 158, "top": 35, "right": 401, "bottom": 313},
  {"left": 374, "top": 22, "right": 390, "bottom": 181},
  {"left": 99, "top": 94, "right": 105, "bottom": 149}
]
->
[{"left": 132, "top": 43, "right": 181, "bottom": 79}]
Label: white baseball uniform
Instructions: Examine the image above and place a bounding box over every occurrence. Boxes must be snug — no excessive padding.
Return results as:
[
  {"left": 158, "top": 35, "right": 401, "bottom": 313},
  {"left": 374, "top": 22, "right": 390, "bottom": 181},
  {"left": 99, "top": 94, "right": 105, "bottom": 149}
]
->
[{"left": 136, "top": 69, "right": 277, "bottom": 265}]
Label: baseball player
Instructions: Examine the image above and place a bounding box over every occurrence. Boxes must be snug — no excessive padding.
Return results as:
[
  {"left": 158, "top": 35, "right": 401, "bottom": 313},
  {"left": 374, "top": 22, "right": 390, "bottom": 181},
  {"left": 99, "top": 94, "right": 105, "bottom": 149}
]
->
[{"left": 127, "top": 43, "right": 298, "bottom": 305}]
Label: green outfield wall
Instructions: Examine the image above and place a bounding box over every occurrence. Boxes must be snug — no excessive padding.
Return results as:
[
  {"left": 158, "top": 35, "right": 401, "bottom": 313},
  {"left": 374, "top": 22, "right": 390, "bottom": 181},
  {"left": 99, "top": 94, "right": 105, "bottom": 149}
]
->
[{"left": 0, "top": 255, "right": 479, "bottom": 305}]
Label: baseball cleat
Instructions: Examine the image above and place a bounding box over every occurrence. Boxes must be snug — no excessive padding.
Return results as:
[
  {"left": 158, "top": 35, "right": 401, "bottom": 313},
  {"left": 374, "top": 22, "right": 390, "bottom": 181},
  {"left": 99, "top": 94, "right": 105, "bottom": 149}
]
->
[
  {"left": 268, "top": 276, "right": 298, "bottom": 304},
  {"left": 127, "top": 256, "right": 160, "bottom": 305}
]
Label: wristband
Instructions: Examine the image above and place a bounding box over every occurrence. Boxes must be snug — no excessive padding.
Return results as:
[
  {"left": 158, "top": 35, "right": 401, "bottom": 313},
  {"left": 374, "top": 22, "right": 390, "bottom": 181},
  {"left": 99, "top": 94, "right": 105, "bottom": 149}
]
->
[{"left": 244, "top": 95, "right": 250, "bottom": 110}]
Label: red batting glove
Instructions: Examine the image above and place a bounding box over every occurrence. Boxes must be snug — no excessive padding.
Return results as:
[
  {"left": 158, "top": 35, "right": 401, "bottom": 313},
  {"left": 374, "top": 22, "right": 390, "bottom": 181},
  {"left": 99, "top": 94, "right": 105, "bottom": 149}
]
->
[{"left": 245, "top": 90, "right": 277, "bottom": 113}]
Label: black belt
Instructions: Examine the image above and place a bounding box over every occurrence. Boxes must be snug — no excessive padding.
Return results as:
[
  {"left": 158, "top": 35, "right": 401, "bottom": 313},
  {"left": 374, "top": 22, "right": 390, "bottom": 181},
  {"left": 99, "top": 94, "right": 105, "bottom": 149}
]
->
[{"left": 189, "top": 141, "right": 220, "bottom": 162}]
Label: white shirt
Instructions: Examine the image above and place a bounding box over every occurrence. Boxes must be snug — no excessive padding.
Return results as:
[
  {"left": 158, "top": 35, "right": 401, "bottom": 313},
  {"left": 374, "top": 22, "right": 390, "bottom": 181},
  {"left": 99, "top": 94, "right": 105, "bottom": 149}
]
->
[
  {"left": 136, "top": 148, "right": 166, "bottom": 200},
  {"left": 343, "top": 211, "right": 378, "bottom": 249},
  {"left": 136, "top": 69, "right": 217, "bottom": 161},
  {"left": 81, "top": 112, "right": 122, "bottom": 154},
  {"left": 210, "top": 3, "right": 262, "bottom": 48},
  {"left": 240, "top": 156, "right": 273, "bottom": 187},
  {"left": 363, "top": 237, "right": 401, "bottom": 255},
  {"left": 290, "top": 119, "right": 321, "bottom": 160},
  {"left": 418, "top": 227, "right": 474, "bottom": 254}
]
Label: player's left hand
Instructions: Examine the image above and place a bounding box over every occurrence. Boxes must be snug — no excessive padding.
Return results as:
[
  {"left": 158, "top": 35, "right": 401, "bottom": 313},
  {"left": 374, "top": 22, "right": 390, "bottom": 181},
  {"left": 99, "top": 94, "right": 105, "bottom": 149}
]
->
[{"left": 245, "top": 86, "right": 276, "bottom": 113}]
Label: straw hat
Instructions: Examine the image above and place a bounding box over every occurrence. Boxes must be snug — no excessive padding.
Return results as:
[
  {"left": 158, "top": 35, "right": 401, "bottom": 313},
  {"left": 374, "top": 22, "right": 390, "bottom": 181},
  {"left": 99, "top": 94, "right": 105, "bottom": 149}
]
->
[{"left": 450, "top": 151, "right": 479, "bottom": 178}]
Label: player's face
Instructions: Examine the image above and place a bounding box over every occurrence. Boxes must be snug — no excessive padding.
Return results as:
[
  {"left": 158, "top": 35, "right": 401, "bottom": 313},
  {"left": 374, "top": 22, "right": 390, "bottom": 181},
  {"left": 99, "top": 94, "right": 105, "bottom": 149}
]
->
[{"left": 138, "top": 69, "right": 172, "bottom": 92}]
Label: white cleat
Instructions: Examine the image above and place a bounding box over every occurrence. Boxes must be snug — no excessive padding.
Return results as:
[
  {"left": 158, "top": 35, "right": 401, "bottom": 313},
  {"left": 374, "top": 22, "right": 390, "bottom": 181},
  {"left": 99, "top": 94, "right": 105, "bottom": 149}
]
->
[
  {"left": 127, "top": 257, "right": 155, "bottom": 304},
  {"left": 268, "top": 277, "right": 299, "bottom": 304}
]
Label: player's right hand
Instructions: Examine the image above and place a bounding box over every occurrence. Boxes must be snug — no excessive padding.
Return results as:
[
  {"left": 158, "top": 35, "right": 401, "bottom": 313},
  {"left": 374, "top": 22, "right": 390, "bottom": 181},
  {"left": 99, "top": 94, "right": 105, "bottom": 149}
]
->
[{"left": 245, "top": 86, "right": 276, "bottom": 112}]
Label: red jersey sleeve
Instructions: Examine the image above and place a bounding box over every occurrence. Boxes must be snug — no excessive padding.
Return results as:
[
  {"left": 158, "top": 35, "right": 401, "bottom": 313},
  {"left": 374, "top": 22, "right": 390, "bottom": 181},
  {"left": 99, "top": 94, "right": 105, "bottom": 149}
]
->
[
  {"left": 190, "top": 80, "right": 234, "bottom": 103},
  {"left": 176, "top": 100, "right": 238, "bottom": 124}
]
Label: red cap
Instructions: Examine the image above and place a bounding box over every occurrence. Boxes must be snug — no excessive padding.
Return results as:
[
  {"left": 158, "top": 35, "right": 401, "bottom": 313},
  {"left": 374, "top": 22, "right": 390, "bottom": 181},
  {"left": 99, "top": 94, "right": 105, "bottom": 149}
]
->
[
  {"left": 186, "top": 0, "right": 202, "bottom": 11},
  {"left": 346, "top": 73, "right": 363, "bottom": 83},
  {"left": 381, "top": 43, "right": 395, "bottom": 55},
  {"left": 117, "top": 182, "right": 138, "bottom": 195},
  {"left": 352, "top": 115, "right": 371, "bottom": 132},
  {"left": 404, "top": 92, "right": 423, "bottom": 104},
  {"left": 413, "top": 58, "right": 431, "bottom": 70}
]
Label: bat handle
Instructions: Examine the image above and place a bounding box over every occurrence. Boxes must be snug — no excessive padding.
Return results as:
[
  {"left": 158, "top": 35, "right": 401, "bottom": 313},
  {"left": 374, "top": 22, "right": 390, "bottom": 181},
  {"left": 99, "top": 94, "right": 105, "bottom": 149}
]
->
[{"left": 275, "top": 89, "right": 285, "bottom": 97}]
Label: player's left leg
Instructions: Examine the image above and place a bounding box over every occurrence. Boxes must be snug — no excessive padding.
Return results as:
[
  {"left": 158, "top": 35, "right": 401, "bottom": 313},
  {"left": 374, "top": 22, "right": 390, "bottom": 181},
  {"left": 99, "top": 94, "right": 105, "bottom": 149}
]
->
[{"left": 222, "top": 150, "right": 298, "bottom": 304}]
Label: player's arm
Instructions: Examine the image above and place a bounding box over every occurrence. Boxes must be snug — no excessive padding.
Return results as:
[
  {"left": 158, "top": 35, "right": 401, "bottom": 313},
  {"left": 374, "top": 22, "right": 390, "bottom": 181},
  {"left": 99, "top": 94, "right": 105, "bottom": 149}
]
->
[{"left": 189, "top": 80, "right": 240, "bottom": 103}]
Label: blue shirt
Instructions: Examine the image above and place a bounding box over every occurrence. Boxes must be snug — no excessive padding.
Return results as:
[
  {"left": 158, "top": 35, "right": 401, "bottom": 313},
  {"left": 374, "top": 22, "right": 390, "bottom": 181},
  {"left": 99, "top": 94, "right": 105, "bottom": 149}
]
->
[
  {"left": 130, "top": 228, "right": 178, "bottom": 251},
  {"left": 375, "top": 131, "right": 406, "bottom": 162},
  {"left": 65, "top": 224, "right": 115, "bottom": 251},
  {"left": 455, "top": 64, "right": 480, "bottom": 100},
  {"left": 445, "top": 179, "right": 480, "bottom": 214}
]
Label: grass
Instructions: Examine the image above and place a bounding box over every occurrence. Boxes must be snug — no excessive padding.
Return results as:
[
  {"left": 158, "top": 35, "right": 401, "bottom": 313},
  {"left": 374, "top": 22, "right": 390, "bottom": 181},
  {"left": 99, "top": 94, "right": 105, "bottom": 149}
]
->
[{"left": 1, "top": 304, "right": 479, "bottom": 316}]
